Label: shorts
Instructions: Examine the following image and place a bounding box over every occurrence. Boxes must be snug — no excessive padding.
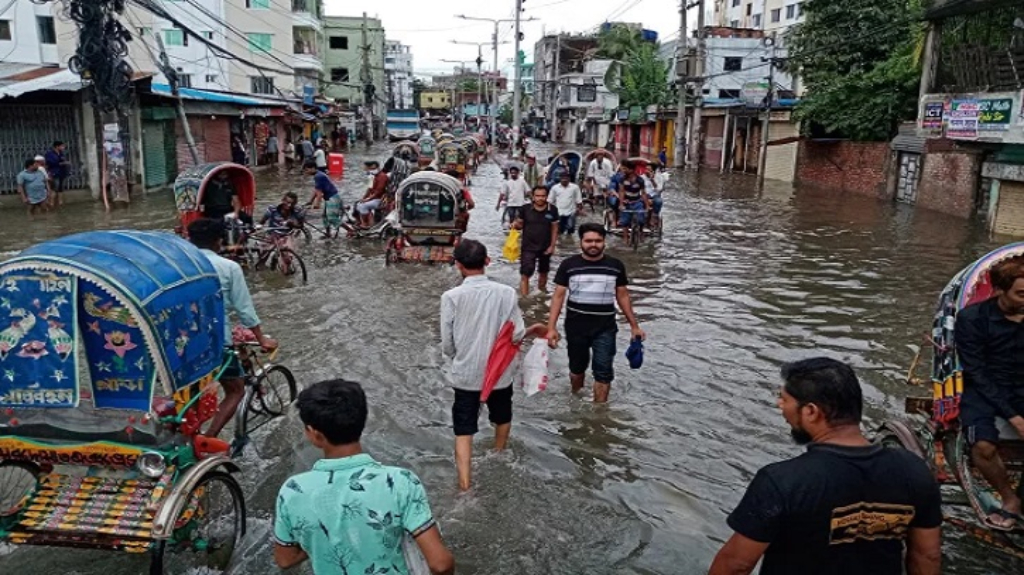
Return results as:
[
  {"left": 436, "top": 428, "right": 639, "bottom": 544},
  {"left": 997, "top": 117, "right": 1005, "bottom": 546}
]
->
[
  {"left": 452, "top": 386, "right": 513, "bottom": 436},
  {"left": 520, "top": 249, "right": 551, "bottom": 277},
  {"left": 961, "top": 388, "right": 1024, "bottom": 445},
  {"left": 504, "top": 205, "right": 522, "bottom": 223},
  {"left": 220, "top": 349, "right": 244, "bottom": 379},
  {"left": 357, "top": 198, "right": 382, "bottom": 215},
  {"left": 566, "top": 318, "right": 617, "bottom": 384}
]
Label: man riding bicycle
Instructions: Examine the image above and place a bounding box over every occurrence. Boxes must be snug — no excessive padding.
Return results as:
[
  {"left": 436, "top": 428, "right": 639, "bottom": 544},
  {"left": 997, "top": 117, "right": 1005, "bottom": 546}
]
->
[
  {"left": 188, "top": 218, "right": 278, "bottom": 439},
  {"left": 617, "top": 160, "right": 650, "bottom": 230}
]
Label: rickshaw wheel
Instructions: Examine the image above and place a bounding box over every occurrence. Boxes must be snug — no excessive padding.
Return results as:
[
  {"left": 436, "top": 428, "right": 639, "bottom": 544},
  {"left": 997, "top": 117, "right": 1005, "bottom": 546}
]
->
[
  {"left": 150, "top": 471, "right": 245, "bottom": 575},
  {"left": 239, "top": 365, "right": 298, "bottom": 439},
  {"left": 274, "top": 248, "right": 308, "bottom": 284},
  {"left": 0, "top": 461, "right": 39, "bottom": 517}
]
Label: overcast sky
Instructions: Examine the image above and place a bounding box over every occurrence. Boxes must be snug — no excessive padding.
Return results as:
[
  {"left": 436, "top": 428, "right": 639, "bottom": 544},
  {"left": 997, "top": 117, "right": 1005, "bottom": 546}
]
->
[{"left": 323, "top": 0, "right": 687, "bottom": 78}]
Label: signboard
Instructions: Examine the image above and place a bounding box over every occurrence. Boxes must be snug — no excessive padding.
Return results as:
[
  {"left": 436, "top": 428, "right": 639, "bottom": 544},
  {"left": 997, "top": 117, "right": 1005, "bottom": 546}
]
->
[
  {"left": 922, "top": 102, "right": 944, "bottom": 130},
  {"left": 946, "top": 100, "right": 979, "bottom": 139},
  {"left": 978, "top": 98, "right": 1013, "bottom": 131},
  {"left": 741, "top": 81, "right": 770, "bottom": 107},
  {"left": 303, "top": 85, "right": 315, "bottom": 105}
]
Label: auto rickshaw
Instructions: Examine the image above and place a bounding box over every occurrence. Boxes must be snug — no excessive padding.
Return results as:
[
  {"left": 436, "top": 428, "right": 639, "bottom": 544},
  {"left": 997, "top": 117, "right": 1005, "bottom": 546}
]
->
[
  {"left": 384, "top": 173, "right": 466, "bottom": 265},
  {"left": 0, "top": 230, "right": 249, "bottom": 574},
  {"left": 173, "top": 162, "right": 256, "bottom": 232},
  {"left": 880, "top": 242, "right": 1024, "bottom": 561}
]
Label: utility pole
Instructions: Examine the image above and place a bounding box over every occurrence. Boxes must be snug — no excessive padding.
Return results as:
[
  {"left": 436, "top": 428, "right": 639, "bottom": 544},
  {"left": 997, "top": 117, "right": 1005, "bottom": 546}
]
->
[
  {"left": 512, "top": 0, "right": 524, "bottom": 135},
  {"left": 757, "top": 35, "right": 778, "bottom": 186},
  {"left": 476, "top": 45, "right": 484, "bottom": 126},
  {"left": 551, "top": 34, "right": 560, "bottom": 140},
  {"left": 673, "top": 0, "right": 688, "bottom": 168},
  {"left": 152, "top": 32, "right": 199, "bottom": 165},
  {"left": 687, "top": 0, "right": 707, "bottom": 168},
  {"left": 360, "top": 12, "right": 374, "bottom": 146}
]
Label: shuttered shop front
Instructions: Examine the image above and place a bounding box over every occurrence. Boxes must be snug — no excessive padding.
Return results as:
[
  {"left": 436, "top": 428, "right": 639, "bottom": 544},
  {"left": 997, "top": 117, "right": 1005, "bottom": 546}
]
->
[{"left": 141, "top": 107, "right": 178, "bottom": 189}]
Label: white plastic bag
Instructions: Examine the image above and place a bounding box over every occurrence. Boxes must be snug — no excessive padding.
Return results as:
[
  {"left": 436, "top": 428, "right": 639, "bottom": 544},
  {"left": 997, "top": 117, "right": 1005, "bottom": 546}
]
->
[
  {"left": 402, "top": 533, "right": 431, "bottom": 575},
  {"left": 521, "top": 339, "right": 549, "bottom": 396}
]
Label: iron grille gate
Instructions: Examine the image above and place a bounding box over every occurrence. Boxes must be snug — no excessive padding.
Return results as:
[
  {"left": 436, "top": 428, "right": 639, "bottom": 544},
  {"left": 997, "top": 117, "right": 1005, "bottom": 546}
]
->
[{"left": 0, "top": 104, "right": 85, "bottom": 195}]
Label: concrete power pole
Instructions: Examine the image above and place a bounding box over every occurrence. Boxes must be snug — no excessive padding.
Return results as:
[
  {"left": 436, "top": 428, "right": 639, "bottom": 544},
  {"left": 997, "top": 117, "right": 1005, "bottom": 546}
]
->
[
  {"left": 687, "top": 0, "right": 706, "bottom": 168},
  {"left": 550, "top": 34, "right": 560, "bottom": 140},
  {"left": 153, "top": 33, "right": 199, "bottom": 165},
  {"left": 757, "top": 36, "right": 778, "bottom": 186},
  {"left": 360, "top": 12, "right": 374, "bottom": 146},
  {"left": 512, "top": 0, "right": 524, "bottom": 134},
  {"left": 672, "top": 0, "right": 688, "bottom": 168}
]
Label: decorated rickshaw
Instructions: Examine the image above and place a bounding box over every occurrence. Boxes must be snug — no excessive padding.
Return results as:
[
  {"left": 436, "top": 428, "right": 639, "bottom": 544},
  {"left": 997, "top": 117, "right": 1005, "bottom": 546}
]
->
[
  {"left": 0, "top": 230, "right": 254, "bottom": 574},
  {"left": 435, "top": 141, "right": 470, "bottom": 179},
  {"left": 173, "top": 163, "right": 256, "bottom": 232},
  {"left": 581, "top": 149, "right": 618, "bottom": 208},
  {"left": 384, "top": 173, "right": 466, "bottom": 265},
  {"left": 392, "top": 141, "right": 420, "bottom": 164},
  {"left": 417, "top": 136, "right": 437, "bottom": 167},
  {"left": 880, "top": 243, "right": 1024, "bottom": 560},
  {"left": 455, "top": 136, "right": 479, "bottom": 173},
  {"left": 544, "top": 150, "right": 584, "bottom": 188},
  {"left": 436, "top": 133, "right": 455, "bottom": 147}
]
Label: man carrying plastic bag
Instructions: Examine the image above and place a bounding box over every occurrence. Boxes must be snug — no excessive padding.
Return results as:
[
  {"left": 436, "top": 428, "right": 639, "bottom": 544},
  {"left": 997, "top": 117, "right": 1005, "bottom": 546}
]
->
[{"left": 440, "top": 239, "right": 545, "bottom": 491}]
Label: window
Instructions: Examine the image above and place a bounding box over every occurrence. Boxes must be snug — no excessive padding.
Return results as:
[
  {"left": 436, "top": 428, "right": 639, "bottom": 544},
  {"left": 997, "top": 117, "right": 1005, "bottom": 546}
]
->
[
  {"left": 329, "top": 36, "right": 348, "bottom": 50},
  {"left": 786, "top": 4, "right": 796, "bottom": 19},
  {"left": 746, "top": 3, "right": 751, "bottom": 15},
  {"left": 203, "top": 31, "right": 214, "bottom": 40},
  {"left": 205, "top": 74, "right": 217, "bottom": 83},
  {"left": 730, "top": 19, "right": 739, "bottom": 28},
  {"left": 178, "top": 74, "right": 192, "bottom": 88},
  {"left": 37, "top": 16, "right": 56, "bottom": 44},
  {"left": 718, "top": 89, "right": 740, "bottom": 99},
  {"left": 330, "top": 67, "right": 349, "bottom": 82},
  {"left": 251, "top": 76, "right": 275, "bottom": 94},
  {"left": 246, "top": 0, "right": 270, "bottom": 9},
  {"left": 752, "top": 14, "right": 762, "bottom": 27},
  {"left": 385, "top": 57, "right": 395, "bottom": 64},
  {"left": 723, "top": 57, "right": 742, "bottom": 71},
  {"left": 0, "top": 20, "right": 9, "bottom": 41},
  {"left": 770, "top": 8, "right": 781, "bottom": 22},
  {"left": 796, "top": 2, "right": 803, "bottom": 18},
  {"left": 164, "top": 29, "right": 186, "bottom": 47},
  {"left": 577, "top": 84, "right": 597, "bottom": 102},
  {"left": 247, "top": 33, "right": 272, "bottom": 53},
  {"left": 731, "top": 0, "right": 739, "bottom": 6},
  {"left": 137, "top": 27, "right": 151, "bottom": 37}
]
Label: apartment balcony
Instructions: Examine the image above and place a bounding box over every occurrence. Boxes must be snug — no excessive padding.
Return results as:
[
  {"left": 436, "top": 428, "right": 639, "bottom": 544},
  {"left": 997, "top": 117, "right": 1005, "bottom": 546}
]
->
[
  {"left": 291, "top": 0, "right": 322, "bottom": 31},
  {"left": 293, "top": 29, "right": 321, "bottom": 70}
]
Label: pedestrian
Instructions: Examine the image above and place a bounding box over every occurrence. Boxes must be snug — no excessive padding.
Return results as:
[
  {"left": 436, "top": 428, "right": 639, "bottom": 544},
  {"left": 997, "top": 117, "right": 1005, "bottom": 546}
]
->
[
  {"left": 523, "top": 154, "right": 541, "bottom": 190},
  {"left": 550, "top": 171, "right": 583, "bottom": 235},
  {"left": 265, "top": 133, "right": 279, "bottom": 166},
  {"left": 231, "top": 136, "right": 247, "bottom": 165},
  {"left": 441, "top": 240, "right": 545, "bottom": 491},
  {"left": 273, "top": 379, "right": 455, "bottom": 575},
  {"left": 513, "top": 185, "right": 559, "bottom": 297},
  {"left": 44, "top": 141, "right": 70, "bottom": 206},
  {"left": 313, "top": 144, "right": 328, "bottom": 174},
  {"left": 545, "top": 223, "right": 643, "bottom": 403},
  {"left": 709, "top": 358, "right": 942, "bottom": 575},
  {"left": 658, "top": 146, "right": 668, "bottom": 167},
  {"left": 496, "top": 165, "right": 530, "bottom": 227},
  {"left": 284, "top": 139, "right": 296, "bottom": 171},
  {"left": 17, "top": 158, "right": 51, "bottom": 215},
  {"left": 330, "top": 125, "right": 341, "bottom": 150},
  {"left": 303, "top": 160, "right": 342, "bottom": 234},
  {"left": 300, "top": 136, "right": 315, "bottom": 162}
]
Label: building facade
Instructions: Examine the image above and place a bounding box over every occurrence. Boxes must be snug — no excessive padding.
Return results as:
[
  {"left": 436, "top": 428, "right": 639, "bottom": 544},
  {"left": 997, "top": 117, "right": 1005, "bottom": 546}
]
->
[
  {"left": 0, "top": 0, "right": 60, "bottom": 66},
  {"left": 713, "top": 0, "right": 805, "bottom": 32},
  {"left": 321, "top": 15, "right": 385, "bottom": 114},
  {"left": 384, "top": 40, "right": 414, "bottom": 109}
]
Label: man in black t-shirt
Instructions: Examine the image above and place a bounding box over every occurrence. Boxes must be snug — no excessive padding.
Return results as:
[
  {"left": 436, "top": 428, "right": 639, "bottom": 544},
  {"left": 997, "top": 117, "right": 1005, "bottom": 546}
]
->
[
  {"left": 201, "top": 171, "right": 239, "bottom": 221},
  {"left": 513, "top": 185, "right": 559, "bottom": 296},
  {"left": 545, "top": 223, "right": 644, "bottom": 403},
  {"left": 709, "top": 358, "right": 942, "bottom": 575}
]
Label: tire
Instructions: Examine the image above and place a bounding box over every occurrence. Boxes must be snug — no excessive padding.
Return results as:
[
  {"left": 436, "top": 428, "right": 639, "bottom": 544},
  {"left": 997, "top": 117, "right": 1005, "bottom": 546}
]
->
[
  {"left": 150, "top": 471, "right": 245, "bottom": 575},
  {"left": 276, "top": 248, "right": 308, "bottom": 284},
  {"left": 255, "top": 365, "right": 297, "bottom": 417},
  {"left": 0, "top": 461, "right": 39, "bottom": 518},
  {"left": 631, "top": 222, "right": 641, "bottom": 251}
]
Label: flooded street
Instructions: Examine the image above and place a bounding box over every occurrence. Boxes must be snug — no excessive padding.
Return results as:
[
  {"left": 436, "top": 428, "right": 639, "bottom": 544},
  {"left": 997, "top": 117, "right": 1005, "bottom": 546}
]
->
[{"left": 0, "top": 142, "right": 1020, "bottom": 574}]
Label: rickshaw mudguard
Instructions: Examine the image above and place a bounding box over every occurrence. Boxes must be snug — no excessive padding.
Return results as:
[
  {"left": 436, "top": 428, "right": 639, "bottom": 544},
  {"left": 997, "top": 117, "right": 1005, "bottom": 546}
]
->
[
  {"left": 150, "top": 455, "right": 240, "bottom": 540},
  {"left": 874, "top": 421, "right": 926, "bottom": 461}
]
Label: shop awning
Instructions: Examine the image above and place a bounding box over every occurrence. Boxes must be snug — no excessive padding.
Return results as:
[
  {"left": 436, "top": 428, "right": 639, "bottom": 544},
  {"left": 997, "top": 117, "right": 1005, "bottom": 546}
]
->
[
  {"left": 149, "top": 83, "right": 284, "bottom": 107},
  {"left": 0, "top": 68, "right": 85, "bottom": 99}
]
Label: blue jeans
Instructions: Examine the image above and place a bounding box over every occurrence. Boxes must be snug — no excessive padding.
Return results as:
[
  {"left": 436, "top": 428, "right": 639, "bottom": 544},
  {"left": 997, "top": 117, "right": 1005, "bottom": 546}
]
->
[
  {"left": 651, "top": 195, "right": 663, "bottom": 215},
  {"left": 558, "top": 213, "right": 577, "bottom": 235},
  {"left": 566, "top": 320, "right": 617, "bottom": 384},
  {"left": 619, "top": 201, "right": 646, "bottom": 227}
]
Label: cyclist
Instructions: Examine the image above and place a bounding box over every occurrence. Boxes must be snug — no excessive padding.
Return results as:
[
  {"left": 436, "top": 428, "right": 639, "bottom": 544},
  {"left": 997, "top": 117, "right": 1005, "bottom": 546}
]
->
[
  {"left": 617, "top": 160, "right": 650, "bottom": 234},
  {"left": 261, "top": 192, "right": 307, "bottom": 251},
  {"left": 187, "top": 218, "right": 278, "bottom": 439}
]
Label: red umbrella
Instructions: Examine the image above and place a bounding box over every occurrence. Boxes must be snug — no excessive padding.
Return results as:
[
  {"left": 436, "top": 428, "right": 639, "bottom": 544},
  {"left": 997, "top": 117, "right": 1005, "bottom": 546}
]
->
[{"left": 481, "top": 321, "right": 521, "bottom": 401}]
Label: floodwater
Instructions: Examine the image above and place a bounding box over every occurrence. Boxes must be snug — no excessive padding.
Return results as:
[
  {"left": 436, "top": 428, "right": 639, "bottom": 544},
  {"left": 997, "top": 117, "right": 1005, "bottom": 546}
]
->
[{"left": 0, "top": 143, "right": 1020, "bottom": 574}]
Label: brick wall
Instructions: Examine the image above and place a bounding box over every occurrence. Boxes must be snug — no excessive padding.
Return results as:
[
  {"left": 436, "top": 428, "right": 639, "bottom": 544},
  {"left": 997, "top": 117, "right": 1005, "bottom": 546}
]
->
[
  {"left": 204, "top": 118, "right": 232, "bottom": 163},
  {"left": 916, "top": 151, "right": 980, "bottom": 217},
  {"left": 796, "top": 140, "right": 893, "bottom": 199}
]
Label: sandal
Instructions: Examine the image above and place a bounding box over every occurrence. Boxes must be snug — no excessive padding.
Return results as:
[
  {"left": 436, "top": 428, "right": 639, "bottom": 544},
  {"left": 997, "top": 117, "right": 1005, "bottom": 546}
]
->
[{"left": 982, "top": 507, "right": 1022, "bottom": 532}]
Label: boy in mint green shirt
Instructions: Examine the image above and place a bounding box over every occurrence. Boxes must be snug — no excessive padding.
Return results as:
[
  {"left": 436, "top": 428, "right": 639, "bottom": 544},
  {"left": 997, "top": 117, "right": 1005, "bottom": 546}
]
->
[{"left": 273, "top": 379, "right": 454, "bottom": 575}]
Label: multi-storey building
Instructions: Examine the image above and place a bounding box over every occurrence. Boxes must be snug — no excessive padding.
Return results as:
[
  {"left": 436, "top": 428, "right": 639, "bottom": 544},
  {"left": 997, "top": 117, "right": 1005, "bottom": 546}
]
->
[
  {"left": 0, "top": 0, "right": 61, "bottom": 66},
  {"left": 384, "top": 40, "right": 413, "bottom": 109},
  {"left": 321, "top": 15, "right": 385, "bottom": 118},
  {"left": 713, "top": 0, "right": 805, "bottom": 33}
]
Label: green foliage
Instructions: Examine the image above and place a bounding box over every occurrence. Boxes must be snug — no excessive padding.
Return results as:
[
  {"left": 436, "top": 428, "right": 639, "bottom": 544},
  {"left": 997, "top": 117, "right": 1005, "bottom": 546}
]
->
[
  {"left": 597, "top": 25, "right": 643, "bottom": 60},
  {"left": 598, "top": 25, "right": 669, "bottom": 110},
  {"left": 787, "top": 0, "right": 924, "bottom": 141}
]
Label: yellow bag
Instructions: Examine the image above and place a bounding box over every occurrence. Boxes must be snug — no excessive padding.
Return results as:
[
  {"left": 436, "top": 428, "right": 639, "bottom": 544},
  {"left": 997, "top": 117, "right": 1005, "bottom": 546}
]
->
[{"left": 502, "top": 228, "right": 521, "bottom": 262}]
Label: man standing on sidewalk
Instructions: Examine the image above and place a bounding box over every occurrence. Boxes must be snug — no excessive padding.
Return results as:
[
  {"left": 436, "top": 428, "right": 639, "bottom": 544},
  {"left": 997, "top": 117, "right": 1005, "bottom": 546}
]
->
[
  {"left": 546, "top": 223, "right": 644, "bottom": 403},
  {"left": 441, "top": 239, "right": 544, "bottom": 490}
]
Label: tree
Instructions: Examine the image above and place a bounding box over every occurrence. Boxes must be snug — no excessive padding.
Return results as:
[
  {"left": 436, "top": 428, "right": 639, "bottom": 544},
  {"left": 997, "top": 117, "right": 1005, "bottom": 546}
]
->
[
  {"left": 786, "top": 0, "right": 924, "bottom": 141},
  {"left": 597, "top": 24, "right": 643, "bottom": 61},
  {"left": 605, "top": 42, "right": 670, "bottom": 109},
  {"left": 411, "top": 78, "right": 426, "bottom": 111}
]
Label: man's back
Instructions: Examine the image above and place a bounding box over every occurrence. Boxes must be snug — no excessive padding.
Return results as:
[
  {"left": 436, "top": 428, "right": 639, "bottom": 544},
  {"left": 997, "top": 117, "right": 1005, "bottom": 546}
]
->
[
  {"left": 727, "top": 443, "right": 942, "bottom": 575},
  {"left": 440, "top": 276, "right": 523, "bottom": 391},
  {"left": 274, "top": 454, "right": 435, "bottom": 575}
]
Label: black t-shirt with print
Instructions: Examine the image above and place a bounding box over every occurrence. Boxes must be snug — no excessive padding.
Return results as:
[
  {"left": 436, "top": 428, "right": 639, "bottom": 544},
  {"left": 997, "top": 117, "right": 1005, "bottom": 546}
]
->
[
  {"left": 727, "top": 443, "right": 942, "bottom": 575},
  {"left": 520, "top": 204, "right": 559, "bottom": 252}
]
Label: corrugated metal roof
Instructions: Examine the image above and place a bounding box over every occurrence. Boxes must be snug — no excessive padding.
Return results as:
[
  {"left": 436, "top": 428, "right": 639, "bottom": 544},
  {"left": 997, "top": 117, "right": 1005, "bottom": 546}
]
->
[
  {"left": 0, "top": 68, "right": 85, "bottom": 99},
  {"left": 150, "top": 83, "right": 284, "bottom": 107}
]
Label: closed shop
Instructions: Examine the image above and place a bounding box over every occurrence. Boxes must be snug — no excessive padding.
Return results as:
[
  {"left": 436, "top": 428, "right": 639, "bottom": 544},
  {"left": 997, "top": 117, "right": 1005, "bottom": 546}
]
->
[
  {"left": 993, "top": 181, "right": 1024, "bottom": 236},
  {"left": 704, "top": 116, "right": 725, "bottom": 168},
  {"left": 764, "top": 119, "right": 800, "bottom": 183},
  {"left": 0, "top": 102, "right": 84, "bottom": 194},
  {"left": 141, "top": 113, "right": 178, "bottom": 189}
]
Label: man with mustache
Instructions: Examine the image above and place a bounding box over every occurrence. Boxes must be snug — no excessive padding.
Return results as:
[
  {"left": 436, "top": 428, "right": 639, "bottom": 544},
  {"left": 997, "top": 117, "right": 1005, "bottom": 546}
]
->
[{"left": 709, "top": 358, "right": 941, "bottom": 575}]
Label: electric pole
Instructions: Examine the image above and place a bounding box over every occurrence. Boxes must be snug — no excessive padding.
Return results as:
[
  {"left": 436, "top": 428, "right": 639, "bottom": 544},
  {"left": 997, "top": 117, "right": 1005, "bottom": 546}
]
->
[
  {"left": 673, "top": 0, "right": 688, "bottom": 168},
  {"left": 512, "top": 0, "right": 524, "bottom": 135},
  {"left": 152, "top": 32, "right": 199, "bottom": 165},
  {"left": 757, "top": 35, "right": 778, "bottom": 186},
  {"left": 360, "top": 12, "right": 374, "bottom": 146},
  {"left": 688, "top": 0, "right": 706, "bottom": 168},
  {"left": 551, "top": 33, "right": 560, "bottom": 140}
]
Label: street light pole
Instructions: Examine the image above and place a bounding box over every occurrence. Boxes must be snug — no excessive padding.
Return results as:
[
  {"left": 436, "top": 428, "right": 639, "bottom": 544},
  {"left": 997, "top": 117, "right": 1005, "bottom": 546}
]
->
[{"left": 512, "top": 0, "right": 524, "bottom": 134}]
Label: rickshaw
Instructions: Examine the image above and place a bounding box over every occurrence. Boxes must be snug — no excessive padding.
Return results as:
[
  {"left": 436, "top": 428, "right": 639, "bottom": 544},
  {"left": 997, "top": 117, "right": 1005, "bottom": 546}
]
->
[
  {"left": 0, "top": 230, "right": 292, "bottom": 574},
  {"left": 880, "top": 243, "right": 1024, "bottom": 560},
  {"left": 384, "top": 172, "right": 466, "bottom": 266},
  {"left": 417, "top": 136, "right": 437, "bottom": 167},
  {"left": 436, "top": 133, "right": 455, "bottom": 147},
  {"left": 455, "top": 137, "right": 479, "bottom": 173},
  {"left": 581, "top": 149, "right": 617, "bottom": 208},
  {"left": 544, "top": 150, "right": 584, "bottom": 188},
  {"left": 472, "top": 133, "right": 488, "bottom": 162},
  {"left": 392, "top": 141, "right": 420, "bottom": 164},
  {"left": 435, "top": 141, "right": 470, "bottom": 179},
  {"left": 173, "top": 163, "right": 256, "bottom": 232}
]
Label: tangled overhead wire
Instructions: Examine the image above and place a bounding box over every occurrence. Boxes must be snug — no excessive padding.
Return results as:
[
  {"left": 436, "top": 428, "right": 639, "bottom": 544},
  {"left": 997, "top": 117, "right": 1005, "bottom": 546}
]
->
[{"left": 38, "top": 0, "right": 135, "bottom": 112}]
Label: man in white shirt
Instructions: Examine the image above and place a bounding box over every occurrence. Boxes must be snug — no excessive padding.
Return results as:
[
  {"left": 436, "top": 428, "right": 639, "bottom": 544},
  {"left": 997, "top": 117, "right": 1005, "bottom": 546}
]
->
[
  {"left": 440, "top": 239, "right": 544, "bottom": 490},
  {"left": 550, "top": 171, "right": 583, "bottom": 235},
  {"left": 587, "top": 155, "right": 615, "bottom": 203},
  {"left": 496, "top": 165, "right": 531, "bottom": 226},
  {"left": 313, "top": 145, "right": 328, "bottom": 173}
]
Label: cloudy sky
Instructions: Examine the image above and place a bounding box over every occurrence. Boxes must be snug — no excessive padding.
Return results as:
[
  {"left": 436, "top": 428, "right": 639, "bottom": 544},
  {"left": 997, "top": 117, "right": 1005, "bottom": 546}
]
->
[{"left": 324, "top": 0, "right": 688, "bottom": 78}]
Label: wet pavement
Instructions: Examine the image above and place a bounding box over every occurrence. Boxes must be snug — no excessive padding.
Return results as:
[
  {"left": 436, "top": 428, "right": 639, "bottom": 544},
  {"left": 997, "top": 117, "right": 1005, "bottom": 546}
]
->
[{"left": 0, "top": 142, "right": 1020, "bottom": 574}]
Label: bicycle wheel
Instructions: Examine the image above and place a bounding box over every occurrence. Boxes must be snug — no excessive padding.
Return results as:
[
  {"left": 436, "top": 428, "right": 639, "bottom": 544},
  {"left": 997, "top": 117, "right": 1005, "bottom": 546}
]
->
[
  {"left": 275, "top": 248, "right": 308, "bottom": 283},
  {"left": 255, "top": 365, "right": 297, "bottom": 417},
  {"left": 0, "top": 461, "right": 38, "bottom": 517}
]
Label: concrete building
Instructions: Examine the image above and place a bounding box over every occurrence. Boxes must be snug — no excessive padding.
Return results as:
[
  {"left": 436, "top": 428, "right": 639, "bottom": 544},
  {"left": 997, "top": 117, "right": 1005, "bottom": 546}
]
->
[
  {"left": 0, "top": 0, "right": 60, "bottom": 66},
  {"left": 420, "top": 90, "right": 451, "bottom": 112},
  {"left": 384, "top": 40, "right": 414, "bottom": 109},
  {"left": 713, "top": 0, "right": 805, "bottom": 32},
  {"left": 321, "top": 15, "right": 385, "bottom": 115},
  {"left": 532, "top": 33, "right": 599, "bottom": 135},
  {"left": 554, "top": 60, "right": 619, "bottom": 146}
]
